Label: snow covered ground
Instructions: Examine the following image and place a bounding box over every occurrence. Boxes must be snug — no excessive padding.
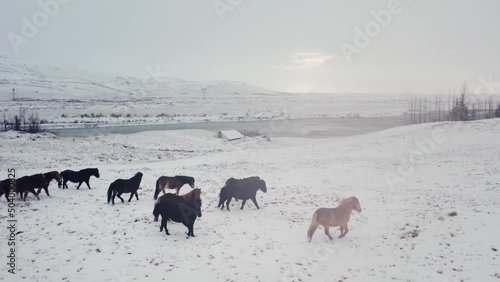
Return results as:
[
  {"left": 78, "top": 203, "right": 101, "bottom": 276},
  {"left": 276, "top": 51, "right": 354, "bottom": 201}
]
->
[{"left": 1, "top": 119, "right": 499, "bottom": 281}]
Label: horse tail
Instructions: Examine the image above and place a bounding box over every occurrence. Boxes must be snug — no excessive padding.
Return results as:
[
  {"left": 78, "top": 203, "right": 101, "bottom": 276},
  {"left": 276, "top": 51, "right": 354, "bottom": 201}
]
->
[
  {"left": 154, "top": 178, "right": 160, "bottom": 199},
  {"left": 217, "top": 186, "right": 226, "bottom": 208},
  {"left": 107, "top": 184, "right": 113, "bottom": 204},
  {"left": 307, "top": 211, "right": 320, "bottom": 242}
]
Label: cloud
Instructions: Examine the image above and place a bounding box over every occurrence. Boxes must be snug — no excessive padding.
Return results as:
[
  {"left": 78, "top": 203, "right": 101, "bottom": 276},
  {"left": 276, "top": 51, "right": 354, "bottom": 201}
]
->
[{"left": 287, "top": 52, "right": 334, "bottom": 70}]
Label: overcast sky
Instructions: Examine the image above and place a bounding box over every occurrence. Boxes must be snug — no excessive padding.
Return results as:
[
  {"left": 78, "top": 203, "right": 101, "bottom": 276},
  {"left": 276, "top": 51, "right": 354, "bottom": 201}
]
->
[{"left": 1, "top": 0, "right": 500, "bottom": 93}]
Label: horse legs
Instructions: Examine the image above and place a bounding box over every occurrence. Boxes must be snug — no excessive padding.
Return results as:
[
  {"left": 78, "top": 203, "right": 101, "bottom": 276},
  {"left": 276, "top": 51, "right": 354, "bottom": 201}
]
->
[
  {"left": 161, "top": 217, "right": 170, "bottom": 235},
  {"left": 134, "top": 192, "right": 139, "bottom": 201},
  {"left": 39, "top": 186, "right": 50, "bottom": 197},
  {"left": 33, "top": 189, "right": 40, "bottom": 200},
  {"left": 240, "top": 199, "right": 247, "bottom": 210},
  {"left": 175, "top": 188, "right": 180, "bottom": 195},
  {"left": 76, "top": 182, "right": 83, "bottom": 189},
  {"left": 250, "top": 197, "right": 260, "bottom": 209},
  {"left": 111, "top": 191, "right": 117, "bottom": 205},
  {"left": 339, "top": 225, "right": 349, "bottom": 238},
  {"left": 127, "top": 192, "right": 134, "bottom": 202},
  {"left": 324, "top": 226, "right": 334, "bottom": 240},
  {"left": 225, "top": 197, "right": 232, "bottom": 211},
  {"left": 85, "top": 180, "right": 91, "bottom": 189},
  {"left": 116, "top": 192, "right": 125, "bottom": 204},
  {"left": 187, "top": 221, "right": 195, "bottom": 237},
  {"left": 63, "top": 180, "right": 68, "bottom": 189}
]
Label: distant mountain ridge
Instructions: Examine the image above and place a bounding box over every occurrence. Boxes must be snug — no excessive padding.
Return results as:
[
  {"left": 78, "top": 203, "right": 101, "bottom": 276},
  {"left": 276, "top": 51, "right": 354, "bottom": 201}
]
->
[{"left": 0, "top": 56, "right": 275, "bottom": 99}]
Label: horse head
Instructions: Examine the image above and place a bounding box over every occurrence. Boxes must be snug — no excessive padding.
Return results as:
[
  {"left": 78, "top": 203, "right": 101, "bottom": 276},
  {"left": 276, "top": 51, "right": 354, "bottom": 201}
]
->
[
  {"left": 135, "top": 172, "right": 143, "bottom": 181},
  {"left": 53, "top": 171, "right": 61, "bottom": 181},
  {"left": 152, "top": 204, "right": 160, "bottom": 222},
  {"left": 259, "top": 180, "right": 267, "bottom": 193},
  {"left": 94, "top": 168, "right": 100, "bottom": 178},
  {"left": 189, "top": 177, "right": 195, "bottom": 188},
  {"left": 196, "top": 198, "right": 202, "bottom": 218},
  {"left": 352, "top": 197, "right": 362, "bottom": 212},
  {"left": 341, "top": 196, "right": 361, "bottom": 212}
]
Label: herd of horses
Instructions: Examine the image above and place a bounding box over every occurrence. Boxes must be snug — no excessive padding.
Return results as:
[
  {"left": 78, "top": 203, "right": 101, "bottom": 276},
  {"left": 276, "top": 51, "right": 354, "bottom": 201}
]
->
[{"left": 0, "top": 167, "right": 362, "bottom": 242}]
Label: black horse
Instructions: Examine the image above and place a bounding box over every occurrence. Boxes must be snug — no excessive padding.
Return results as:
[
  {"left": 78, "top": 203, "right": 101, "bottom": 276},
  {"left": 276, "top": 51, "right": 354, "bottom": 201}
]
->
[
  {"left": 59, "top": 168, "right": 100, "bottom": 189},
  {"left": 0, "top": 179, "right": 8, "bottom": 202},
  {"left": 107, "top": 172, "right": 143, "bottom": 204},
  {"left": 153, "top": 197, "right": 202, "bottom": 237},
  {"left": 218, "top": 176, "right": 267, "bottom": 211}
]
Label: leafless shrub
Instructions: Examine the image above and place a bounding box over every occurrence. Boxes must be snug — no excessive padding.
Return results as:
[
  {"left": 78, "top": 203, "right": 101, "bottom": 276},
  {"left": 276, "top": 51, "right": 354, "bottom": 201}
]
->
[{"left": 2, "top": 108, "right": 43, "bottom": 133}]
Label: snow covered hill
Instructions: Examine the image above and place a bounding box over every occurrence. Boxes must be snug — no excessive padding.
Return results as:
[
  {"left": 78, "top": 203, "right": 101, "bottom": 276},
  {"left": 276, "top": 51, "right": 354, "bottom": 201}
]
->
[
  {"left": 0, "top": 119, "right": 499, "bottom": 281},
  {"left": 0, "top": 56, "right": 274, "bottom": 100}
]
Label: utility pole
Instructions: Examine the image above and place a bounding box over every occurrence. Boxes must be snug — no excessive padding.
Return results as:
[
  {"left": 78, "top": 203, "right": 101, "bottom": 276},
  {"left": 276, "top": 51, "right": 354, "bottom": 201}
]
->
[{"left": 201, "top": 88, "right": 207, "bottom": 101}]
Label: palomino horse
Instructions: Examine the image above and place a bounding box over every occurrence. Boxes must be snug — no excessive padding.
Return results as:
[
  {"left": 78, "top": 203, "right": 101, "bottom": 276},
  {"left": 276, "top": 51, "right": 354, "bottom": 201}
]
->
[
  {"left": 153, "top": 188, "right": 201, "bottom": 222},
  {"left": 307, "top": 196, "right": 362, "bottom": 242},
  {"left": 107, "top": 172, "right": 143, "bottom": 205},
  {"left": 154, "top": 175, "right": 195, "bottom": 199},
  {"left": 60, "top": 168, "right": 100, "bottom": 189},
  {"left": 16, "top": 174, "right": 48, "bottom": 201}
]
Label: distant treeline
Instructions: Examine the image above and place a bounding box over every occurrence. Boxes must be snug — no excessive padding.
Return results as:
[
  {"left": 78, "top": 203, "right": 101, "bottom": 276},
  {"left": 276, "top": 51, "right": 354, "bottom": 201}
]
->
[{"left": 406, "top": 83, "right": 500, "bottom": 125}]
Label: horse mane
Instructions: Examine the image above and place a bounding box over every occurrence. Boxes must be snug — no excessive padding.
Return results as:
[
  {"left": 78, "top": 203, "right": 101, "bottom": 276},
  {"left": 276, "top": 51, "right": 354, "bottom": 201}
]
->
[
  {"left": 175, "top": 175, "right": 194, "bottom": 182},
  {"left": 339, "top": 196, "right": 358, "bottom": 207},
  {"left": 182, "top": 188, "right": 201, "bottom": 201},
  {"left": 81, "top": 168, "right": 98, "bottom": 171}
]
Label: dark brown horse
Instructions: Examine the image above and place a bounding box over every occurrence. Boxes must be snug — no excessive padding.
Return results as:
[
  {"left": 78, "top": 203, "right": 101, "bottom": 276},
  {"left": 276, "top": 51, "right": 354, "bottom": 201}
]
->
[
  {"left": 107, "top": 172, "right": 143, "bottom": 205},
  {"left": 154, "top": 175, "right": 195, "bottom": 199},
  {"left": 22, "top": 171, "right": 60, "bottom": 199},
  {"left": 38, "top": 171, "right": 60, "bottom": 196},
  {"left": 16, "top": 174, "right": 47, "bottom": 201},
  {"left": 154, "top": 188, "right": 201, "bottom": 222}
]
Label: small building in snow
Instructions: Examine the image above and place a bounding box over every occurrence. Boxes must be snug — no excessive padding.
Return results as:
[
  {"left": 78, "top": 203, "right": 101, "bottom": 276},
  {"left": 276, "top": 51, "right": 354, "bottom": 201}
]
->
[{"left": 216, "top": 130, "right": 244, "bottom": 141}]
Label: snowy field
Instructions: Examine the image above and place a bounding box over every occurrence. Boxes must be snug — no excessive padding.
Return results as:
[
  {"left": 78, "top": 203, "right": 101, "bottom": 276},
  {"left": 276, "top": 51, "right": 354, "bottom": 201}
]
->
[{"left": 1, "top": 119, "right": 499, "bottom": 281}]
